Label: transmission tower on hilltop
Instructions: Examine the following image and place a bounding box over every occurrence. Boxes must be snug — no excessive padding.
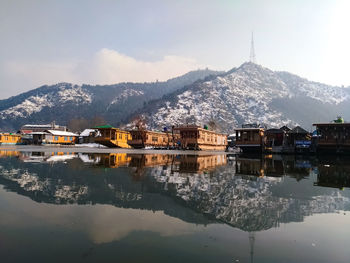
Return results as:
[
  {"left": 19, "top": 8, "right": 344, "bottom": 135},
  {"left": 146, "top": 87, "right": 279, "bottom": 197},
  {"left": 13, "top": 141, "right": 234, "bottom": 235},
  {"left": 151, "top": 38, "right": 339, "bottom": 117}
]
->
[{"left": 249, "top": 32, "right": 257, "bottom": 64}]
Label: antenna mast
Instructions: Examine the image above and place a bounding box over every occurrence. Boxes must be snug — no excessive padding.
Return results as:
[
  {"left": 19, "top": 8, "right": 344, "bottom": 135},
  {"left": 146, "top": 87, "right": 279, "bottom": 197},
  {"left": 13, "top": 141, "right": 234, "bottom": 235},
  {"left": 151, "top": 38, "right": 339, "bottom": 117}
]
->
[{"left": 249, "top": 32, "right": 257, "bottom": 64}]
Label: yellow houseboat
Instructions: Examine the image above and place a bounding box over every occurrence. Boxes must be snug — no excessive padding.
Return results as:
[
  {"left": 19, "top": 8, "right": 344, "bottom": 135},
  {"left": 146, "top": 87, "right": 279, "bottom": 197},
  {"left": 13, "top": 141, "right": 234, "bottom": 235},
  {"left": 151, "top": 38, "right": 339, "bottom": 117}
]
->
[
  {"left": 175, "top": 125, "right": 227, "bottom": 151},
  {"left": 34, "top": 130, "right": 78, "bottom": 145},
  {"left": 0, "top": 133, "right": 22, "bottom": 145},
  {"left": 94, "top": 125, "right": 131, "bottom": 148}
]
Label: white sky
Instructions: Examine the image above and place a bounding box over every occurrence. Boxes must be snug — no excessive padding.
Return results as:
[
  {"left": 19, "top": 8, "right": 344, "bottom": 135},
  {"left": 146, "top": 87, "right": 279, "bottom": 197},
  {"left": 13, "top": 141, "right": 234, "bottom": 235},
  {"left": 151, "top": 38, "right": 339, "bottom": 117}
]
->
[{"left": 1, "top": 0, "right": 350, "bottom": 99}]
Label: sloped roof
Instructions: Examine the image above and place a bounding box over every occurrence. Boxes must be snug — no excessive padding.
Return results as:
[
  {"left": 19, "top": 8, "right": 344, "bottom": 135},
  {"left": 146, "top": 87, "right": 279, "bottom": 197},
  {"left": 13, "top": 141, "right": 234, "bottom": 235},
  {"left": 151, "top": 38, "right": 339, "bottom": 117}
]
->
[
  {"left": 93, "top": 125, "right": 114, "bottom": 129},
  {"left": 46, "top": 130, "right": 78, "bottom": 136},
  {"left": 280, "top": 125, "right": 291, "bottom": 132},
  {"left": 80, "top": 129, "right": 97, "bottom": 137},
  {"left": 266, "top": 128, "right": 284, "bottom": 134},
  {"left": 288, "top": 126, "right": 308, "bottom": 134}
]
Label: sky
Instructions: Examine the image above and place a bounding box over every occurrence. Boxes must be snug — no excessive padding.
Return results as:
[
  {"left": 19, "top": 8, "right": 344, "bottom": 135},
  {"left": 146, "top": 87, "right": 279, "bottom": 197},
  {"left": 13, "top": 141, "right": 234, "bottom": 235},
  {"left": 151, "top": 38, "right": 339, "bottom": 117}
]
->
[{"left": 1, "top": 0, "right": 350, "bottom": 99}]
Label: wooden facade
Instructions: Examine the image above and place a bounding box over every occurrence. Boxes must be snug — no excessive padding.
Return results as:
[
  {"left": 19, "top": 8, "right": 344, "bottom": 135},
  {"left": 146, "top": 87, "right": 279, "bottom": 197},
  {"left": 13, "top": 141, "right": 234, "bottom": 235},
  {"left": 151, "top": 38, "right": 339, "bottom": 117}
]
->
[
  {"left": 95, "top": 126, "right": 131, "bottom": 148},
  {"left": 235, "top": 128, "right": 265, "bottom": 153},
  {"left": 313, "top": 123, "right": 350, "bottom": 153},
  {"left": 0, "top": 133, "right": 22, "bottom": 145},
  {"left": 40, "top": 130, "right": 78, "bottom": 145},
  {"left": 128, "top": 130, "right": 180, "bottom": 149},
  {"left": 175, "top": 126, "right": 227, "bottom": 151}
]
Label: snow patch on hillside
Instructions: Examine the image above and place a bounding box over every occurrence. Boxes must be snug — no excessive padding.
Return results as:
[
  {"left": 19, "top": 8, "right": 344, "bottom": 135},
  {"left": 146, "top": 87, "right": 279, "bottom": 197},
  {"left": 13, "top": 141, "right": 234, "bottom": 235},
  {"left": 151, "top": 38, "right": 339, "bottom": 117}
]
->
[{"left": 0, "top": 85, "right": 92, "bottom": 119}]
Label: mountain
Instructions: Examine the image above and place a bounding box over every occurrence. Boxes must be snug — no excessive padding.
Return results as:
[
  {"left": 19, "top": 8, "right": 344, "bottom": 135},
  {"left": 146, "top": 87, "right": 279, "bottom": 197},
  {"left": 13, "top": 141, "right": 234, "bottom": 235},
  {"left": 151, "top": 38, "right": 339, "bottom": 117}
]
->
[
  {"left": 128, "top": 62, "right": 350, "bottom": 132},
  {"left": 1, "top": 62, "right": 350, "bottom": 132},
  {"left": 0, "top": 69, "right": 221, "bottom": 131}
]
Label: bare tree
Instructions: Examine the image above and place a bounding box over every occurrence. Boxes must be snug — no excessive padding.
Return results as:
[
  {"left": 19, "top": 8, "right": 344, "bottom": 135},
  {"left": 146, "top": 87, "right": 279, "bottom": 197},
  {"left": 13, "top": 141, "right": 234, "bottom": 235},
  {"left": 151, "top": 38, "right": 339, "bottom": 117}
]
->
[{"left": 132, "top": 115, "right": 147, "bottom": 147}]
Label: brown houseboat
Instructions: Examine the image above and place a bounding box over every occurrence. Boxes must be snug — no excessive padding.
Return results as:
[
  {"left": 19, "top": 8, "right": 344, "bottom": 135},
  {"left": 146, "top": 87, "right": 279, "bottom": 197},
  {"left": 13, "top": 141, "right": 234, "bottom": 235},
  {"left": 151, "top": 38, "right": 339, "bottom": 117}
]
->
[
  {"left": 128, "top": 130, "right": 180, "bottom": 149},
  {"left": 313, "top": 122, "right": 350, "bottom": 154},
  {"left": 235, "top": 127, "right": 265, "bottom": 153},
  {"left": 175, "top": 125, "right": 227, "bottom": 151}
]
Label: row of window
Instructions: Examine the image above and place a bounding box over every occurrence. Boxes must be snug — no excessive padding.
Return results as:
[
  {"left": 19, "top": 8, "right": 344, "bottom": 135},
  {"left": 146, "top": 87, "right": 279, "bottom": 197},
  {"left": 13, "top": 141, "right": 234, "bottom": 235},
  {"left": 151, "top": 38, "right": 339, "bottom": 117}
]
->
[{"left": 53, "top": 136, "right": 73, "bottom": 141}]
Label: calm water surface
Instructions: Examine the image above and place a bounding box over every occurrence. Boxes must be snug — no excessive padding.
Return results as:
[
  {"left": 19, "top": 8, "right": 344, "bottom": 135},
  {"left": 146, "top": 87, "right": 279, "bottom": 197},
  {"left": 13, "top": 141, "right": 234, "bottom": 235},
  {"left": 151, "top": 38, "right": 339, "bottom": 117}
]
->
[{"left": 0, "top": 150, "right": 350, "bottom": 263}]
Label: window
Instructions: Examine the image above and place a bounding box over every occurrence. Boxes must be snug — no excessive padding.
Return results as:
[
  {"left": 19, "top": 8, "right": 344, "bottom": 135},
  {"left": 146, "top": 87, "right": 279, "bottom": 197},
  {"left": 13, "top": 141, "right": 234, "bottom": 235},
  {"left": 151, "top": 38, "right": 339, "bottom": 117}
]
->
[
  {"left": 64, "top": 137, "right": 68, "bottom": 141},
  {"left": 55, "top": 136, "right": 58, "bottom": 141},
  {"left": 152, "top": 136, "right": 158, "bottom": 142},
  {"left": 70, "top": 137, "right": 73, "bottom": 141},
  {"left": 119, "top": 133, "right": 122, "bottom": 139}
]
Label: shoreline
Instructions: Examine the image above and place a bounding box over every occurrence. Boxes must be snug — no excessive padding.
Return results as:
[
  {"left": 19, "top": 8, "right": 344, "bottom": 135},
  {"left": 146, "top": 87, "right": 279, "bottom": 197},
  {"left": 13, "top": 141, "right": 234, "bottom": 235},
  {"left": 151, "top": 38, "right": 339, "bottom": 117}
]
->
[{"left": 0, "top": 145, "right": 229, "bottom": 155}]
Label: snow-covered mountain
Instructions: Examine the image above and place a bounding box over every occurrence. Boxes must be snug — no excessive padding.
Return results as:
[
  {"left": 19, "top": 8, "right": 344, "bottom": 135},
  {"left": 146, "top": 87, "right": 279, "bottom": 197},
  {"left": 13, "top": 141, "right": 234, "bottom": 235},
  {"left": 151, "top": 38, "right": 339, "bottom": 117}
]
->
[
  {"left": 131, "top": 62, "right": 350, "bottom": 132},
  {"left": 0, "top": 69, "right": 220, "bottom": 131},
  {"left": 1, "top": 62, "right": 350, "bottom": 132}
]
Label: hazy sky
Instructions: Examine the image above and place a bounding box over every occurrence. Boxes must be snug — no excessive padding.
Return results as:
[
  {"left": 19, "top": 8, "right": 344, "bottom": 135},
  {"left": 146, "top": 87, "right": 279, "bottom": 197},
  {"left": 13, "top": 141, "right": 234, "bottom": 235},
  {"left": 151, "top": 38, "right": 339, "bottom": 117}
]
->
[{"left": 1, "top": 0, "right": 350, "bottom": 99}]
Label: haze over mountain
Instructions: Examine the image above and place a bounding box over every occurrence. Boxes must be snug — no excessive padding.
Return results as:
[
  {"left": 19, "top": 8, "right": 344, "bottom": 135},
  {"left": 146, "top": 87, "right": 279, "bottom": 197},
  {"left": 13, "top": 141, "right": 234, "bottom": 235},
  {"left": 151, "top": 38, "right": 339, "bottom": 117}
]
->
[{"left": 0, "top": 62, "right": 349, "bottom": 132}]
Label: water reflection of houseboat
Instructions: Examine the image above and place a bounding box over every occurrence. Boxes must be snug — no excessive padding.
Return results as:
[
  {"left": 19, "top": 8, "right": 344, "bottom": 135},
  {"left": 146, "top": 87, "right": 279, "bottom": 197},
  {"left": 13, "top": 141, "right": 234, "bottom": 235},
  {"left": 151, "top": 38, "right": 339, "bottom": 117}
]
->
[
  {"left": 128, "top": 154, "right": 174, "bottom": 168},
  {"left": 314, "top": 158, "right": 350, "bottom": 189},
  {"left": 18, "top": 151, "right": 77, "bottom": 163},
  {"left": 94, "top": 153, "right": 131, "bottom": 168},
  {"left": 235, "top": 155, "right": 310, "bottom": 179},
  {"left": 176, "top": 155, "right": 227, "bottom": 173},
  {"left": 0, "top": 150, "right": 20, "bottom": 158}
]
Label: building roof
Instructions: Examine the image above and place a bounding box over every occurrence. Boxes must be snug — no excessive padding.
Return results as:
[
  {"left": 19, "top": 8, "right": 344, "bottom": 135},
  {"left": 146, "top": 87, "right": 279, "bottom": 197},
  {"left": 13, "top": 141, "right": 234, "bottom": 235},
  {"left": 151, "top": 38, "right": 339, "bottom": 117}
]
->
[
  {"left": 80, "top": 129, "right": 97, "bottom": 137},
  {"left": 280, "top": 125, "right": 291, "bottom": 132},
  {"left": 93, "top": 125, "right": 114, "bottom": 129},
  {"left": 288, "top": 126, "right": 308, "bottom": 134},
  {"left": 175, "top": 126, "right": 227, "bottom": 135},
  {"left": 313, "top": 122, "right": 350, "bottom": 126},
  {"left": 266, "top": 128, "right": 284, "bottom": 134},
  {"left": 46, "top": 130, "right": 78, "bottom": 136},
  {"left": 235, "top": 127, "right": 264, "bottom": 131}
]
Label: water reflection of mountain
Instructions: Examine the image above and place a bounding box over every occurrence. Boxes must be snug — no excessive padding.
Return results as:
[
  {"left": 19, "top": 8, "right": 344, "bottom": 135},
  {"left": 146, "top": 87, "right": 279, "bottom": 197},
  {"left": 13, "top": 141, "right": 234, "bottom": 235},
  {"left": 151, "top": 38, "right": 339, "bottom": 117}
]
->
[{"left": 0, "top": 151, "right": 350, "bottom": 232}]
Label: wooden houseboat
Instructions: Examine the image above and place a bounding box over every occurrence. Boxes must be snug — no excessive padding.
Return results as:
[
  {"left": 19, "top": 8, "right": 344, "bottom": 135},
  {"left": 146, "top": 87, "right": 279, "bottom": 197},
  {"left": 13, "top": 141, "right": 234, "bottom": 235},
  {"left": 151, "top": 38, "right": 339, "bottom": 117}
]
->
[
  {"left": 235, "top": 126, "right": 265, "bottom": 153},
  {"left": 39, "top": 130, "right": 78, "bottom": 145},
  {"left": 0, "top": 133, "right": 22, "bottom": 145},
  {"left": 175, "top": 125, "right": 227, "bottom": 151},
  {"left": 265, "top": 128, "right": 285, "bottom": 153},
  {"left": 128, "top": 130, "right": 180, "bottom": 149},
  {"left": 313, "top": 122, "right": 350, "bottom": 154},
  {"left": 286, "top": 126, "right": 311, "bottom": 154},
  {"left": 94, "top": 125, "right": 131, "bottom": 148}
]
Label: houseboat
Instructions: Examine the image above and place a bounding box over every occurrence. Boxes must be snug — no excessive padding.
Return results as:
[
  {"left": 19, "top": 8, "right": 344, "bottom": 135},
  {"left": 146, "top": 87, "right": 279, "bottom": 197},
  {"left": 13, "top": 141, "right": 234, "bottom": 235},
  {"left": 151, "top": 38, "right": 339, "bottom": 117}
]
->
[
  {"left": 265, "top": 128, "right": 285, "bottom": 153},
  {"left": 94, "top": 125, "right": 131, "bottom": 148},
  {"left": 0, "top": 133, "right": 22, "bottom": 145},
  {"left": 32, "top": 130, "right": 78, "bottom": 145},
  {"left": 235, "top": 125, "right": 265, "bottom": 153},
  {"left": 175, "top": 125, "right": 227, "bottom": 151},
  {"left": 286, "top": 126, "right": 311, "bottom": 154},
  {"left": 313, "top": 121, "right": 350, "bottom": 154},
  {"left": 128, "top": 130, "right": 179, "bottom": 149}
]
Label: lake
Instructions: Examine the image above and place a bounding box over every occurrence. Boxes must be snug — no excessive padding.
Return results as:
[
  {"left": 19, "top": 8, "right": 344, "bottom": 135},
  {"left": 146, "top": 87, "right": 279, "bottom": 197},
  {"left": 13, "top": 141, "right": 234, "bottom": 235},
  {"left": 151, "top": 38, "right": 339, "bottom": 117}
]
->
[{"left": 0, "top": 150, "right": 349, "bottom": 262}]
